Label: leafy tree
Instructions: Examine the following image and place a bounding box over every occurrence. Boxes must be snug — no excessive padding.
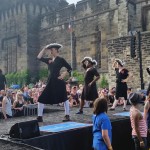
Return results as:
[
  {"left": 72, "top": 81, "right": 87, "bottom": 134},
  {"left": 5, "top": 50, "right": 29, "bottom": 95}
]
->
[{"left": 100, "top": 75, "right": 109, "bottom": 88}]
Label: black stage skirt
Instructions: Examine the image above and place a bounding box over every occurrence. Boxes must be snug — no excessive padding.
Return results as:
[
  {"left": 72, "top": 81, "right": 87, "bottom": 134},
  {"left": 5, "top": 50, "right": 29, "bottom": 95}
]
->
[
  {"left": 81, "top": 83, "right": 98, "bottom": 101},
  {"left": 38, "top": 77, "right": 67, "bottom": 104},
  {"left": 115, "top": 82, "right": 127, "bottom": 100}
]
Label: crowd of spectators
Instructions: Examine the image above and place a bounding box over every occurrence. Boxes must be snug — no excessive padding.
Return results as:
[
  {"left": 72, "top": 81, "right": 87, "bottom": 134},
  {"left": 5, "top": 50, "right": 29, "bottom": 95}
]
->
[
  {"left": 0, "top": 78, "right": 147, "bottom": 120},
  {"left": 0, "top": 80, "right": 46, "bottom": 119}
]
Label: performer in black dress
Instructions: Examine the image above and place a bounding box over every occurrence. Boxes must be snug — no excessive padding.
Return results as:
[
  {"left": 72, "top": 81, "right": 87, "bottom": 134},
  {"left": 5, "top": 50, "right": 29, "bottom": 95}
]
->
[
  {"left": 76, "top": 57, "right": 100, "bottom": 114},
  {"left": 37, "top": 43, "right": 72, "bottom": 122},
  {"left": 110, "top": 59, "right": 129, "bottom": 111},
  {"left": 146, "top": 67, "right": 150, "bottom": 96},
  {"left": 0, "top": 69, "right": 6, "bottom": 91}
]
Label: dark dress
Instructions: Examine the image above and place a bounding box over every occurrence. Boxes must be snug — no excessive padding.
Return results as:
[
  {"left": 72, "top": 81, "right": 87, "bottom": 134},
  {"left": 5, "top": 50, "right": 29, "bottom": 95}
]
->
[
  {"left": 146, "top": 68, "right": 150, "bottom": 96},
  {"left": 38, "top": 56, "right": 72, "bottom": 104},
  {"left": 13, "top": 102, "right": 24, "bottom": 117},
  {"left": 81, "top": 67, "right": 99, "bottom": 101},
  {"left": 0, "top": 74, "right": 6, "bottom": 91},
  {"left": 115, "top": 68, "right": 129, "bottom": 100}
]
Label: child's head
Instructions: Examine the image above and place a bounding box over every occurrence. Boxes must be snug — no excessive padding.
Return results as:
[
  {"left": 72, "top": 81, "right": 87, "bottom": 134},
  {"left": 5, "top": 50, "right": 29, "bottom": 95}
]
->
[
  {"left": 128, "top": 92, "right": 142, "bottom": 106},
  {"left": 93, "top": 98, "right": 108, "bottom": 115}
]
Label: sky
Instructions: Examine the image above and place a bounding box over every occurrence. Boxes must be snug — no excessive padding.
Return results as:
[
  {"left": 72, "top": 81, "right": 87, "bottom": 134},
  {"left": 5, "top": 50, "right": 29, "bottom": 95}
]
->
[{"left": 66, "top": 0, "right": 80, "bottom": 4}]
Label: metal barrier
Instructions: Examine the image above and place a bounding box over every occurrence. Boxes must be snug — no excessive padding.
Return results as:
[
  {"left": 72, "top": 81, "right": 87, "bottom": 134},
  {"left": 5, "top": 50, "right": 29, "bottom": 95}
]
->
[
  {"left": 0, "top": 104, "right": 38, "bottom": 118},
  {"left": 23, "top": 104, "right": 38, "bottom": 116}
]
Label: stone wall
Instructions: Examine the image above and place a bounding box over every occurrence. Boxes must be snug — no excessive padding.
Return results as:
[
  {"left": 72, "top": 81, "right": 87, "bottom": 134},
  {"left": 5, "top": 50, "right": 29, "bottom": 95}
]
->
[
  {"left": 1, "top": 0, "right": 150, "bottom": 84},
  {"left": 0, "top": 4, "right": 28, "bottom": 74},
  {"left": 107, "top": 31, "right": 150, "bottom": 90},
  {"left": 39, "top": 0, "right": 121, "bottom": 72},
  {"left": 0, "top": 0, "right": 61, "bottom": 75}
]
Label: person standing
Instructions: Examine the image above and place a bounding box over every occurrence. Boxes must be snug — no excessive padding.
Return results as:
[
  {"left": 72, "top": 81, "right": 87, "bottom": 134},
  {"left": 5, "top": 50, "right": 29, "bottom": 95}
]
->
[
  {"left": 146, "top": 67, "right": 150, "bottom": 97},
  {"left": 129, "top": 92, "right": 147, "bottom": 150},
  {"left": 0, "top": 69, "right": 6, "bottom": 91},
  {"left": 76, "top": 57, "right": 100, "bottom": 114},
  {"left": 37, "top": 43, "right": 72, "bottom": 122},
  {"left": 109, "top": 59, "right": 129, "bottom": 111},
  {"left": 2, "top": 90, "right": 13, "bottom": 120},
  {"left": 144, "top": 90, "right": 150, "bottom": 149},
  {"left": 93, "top": 98, "right": 113, "bottom": 150}
]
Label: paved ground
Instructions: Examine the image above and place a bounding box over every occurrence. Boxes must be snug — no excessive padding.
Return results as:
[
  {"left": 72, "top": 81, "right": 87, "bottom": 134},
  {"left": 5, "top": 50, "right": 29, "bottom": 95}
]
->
[{"left": 0, "top": 104, "right": 142, "bottom": 150}]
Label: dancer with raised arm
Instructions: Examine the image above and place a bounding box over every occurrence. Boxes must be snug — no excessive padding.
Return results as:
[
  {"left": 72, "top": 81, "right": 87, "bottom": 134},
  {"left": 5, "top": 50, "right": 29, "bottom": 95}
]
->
[
  {"left": 109, "top": 59, "right": 129, "bottom": 111},
  {"left": 76, "top": 57, "right": 100, "bottom": 114},
  {"left": 37, "top": 43, "right": 72, "bottom": 122}
]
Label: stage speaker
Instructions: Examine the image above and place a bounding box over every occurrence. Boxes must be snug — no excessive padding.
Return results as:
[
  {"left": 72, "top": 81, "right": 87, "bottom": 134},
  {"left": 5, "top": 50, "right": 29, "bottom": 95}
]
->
[{"left": 9, "top": 120, "right": 40, "bottom": 139}]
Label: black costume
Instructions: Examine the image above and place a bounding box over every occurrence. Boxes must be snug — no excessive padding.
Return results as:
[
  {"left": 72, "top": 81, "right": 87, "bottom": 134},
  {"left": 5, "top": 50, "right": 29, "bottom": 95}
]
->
[
  {"left": 81, "top": 67, "right": 99, "bottom": 101},
  {"left": 0, "top": 74, "right": 6, "bottom": 91},
  {"left": 38, "top": 56, "right": 72, "bottom": 104},
  {"left": 13, "top": 102, "right": 24, "bottom": 117},
  {"left": 115, "top": 68, "right": 129, "bottom": 100},
  {"left": 146, "top": 68, "right": 150, "bottom": 96}
]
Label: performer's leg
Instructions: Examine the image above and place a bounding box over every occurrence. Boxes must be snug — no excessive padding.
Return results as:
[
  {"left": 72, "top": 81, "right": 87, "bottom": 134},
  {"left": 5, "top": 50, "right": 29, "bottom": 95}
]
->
[
  {"left": 80, "top": 100, "right": 85, "bottom": 110},
  {"left": 123, "top": 99, "right": 127, "bottom": 111},
  {"left": 64, "top": 100, "right": 70, "bottom": 115},
  {"left": 37, "top": 102, "right": 44, "bottom": 122},
  {"left": 109, "top": 99, "right": 118, "bottom": 110},
  {"left": 76, "top": 100, "right": 85, "bottom": 114},
  {"left": 63, "top": 100, "right": 70, "bottom": 122}
]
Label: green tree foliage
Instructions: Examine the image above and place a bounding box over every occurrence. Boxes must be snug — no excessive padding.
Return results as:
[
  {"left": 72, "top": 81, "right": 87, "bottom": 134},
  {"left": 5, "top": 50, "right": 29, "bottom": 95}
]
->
[
  {"left": 38, "top": 68, "right": 48, "bottom": 82},
  {"left": 72, "top": 70, "right": 84, "bottom": 84},
  {"left": 5, "top": 70, "right": 30, "bottom": 87},
  {"left": 100, "top": 75, "right": 109, "bottom": 88}
]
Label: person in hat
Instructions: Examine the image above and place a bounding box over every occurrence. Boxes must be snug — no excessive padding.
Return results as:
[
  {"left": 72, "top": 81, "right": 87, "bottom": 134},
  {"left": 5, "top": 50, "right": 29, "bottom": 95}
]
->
[
  {"left": 36, "top": 43, "right": 72, "bottom": 122},
  {"left": 0, "top": 69, "right": 6, "bottom": 91},
  {"left": 76, "top": 57, "right": 100, "bottom": 114},
  {"left": 129, "top": 92, "right": 147, "bottom": 150},
  {"left": 109, "top": 59, "right": 129, "bottom": 111}
]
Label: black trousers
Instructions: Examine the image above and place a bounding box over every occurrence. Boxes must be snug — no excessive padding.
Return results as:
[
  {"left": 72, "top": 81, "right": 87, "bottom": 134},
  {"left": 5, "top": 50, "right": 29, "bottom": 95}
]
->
[{"left": 132, "top": 136, "right": 147, "bottom": 150}]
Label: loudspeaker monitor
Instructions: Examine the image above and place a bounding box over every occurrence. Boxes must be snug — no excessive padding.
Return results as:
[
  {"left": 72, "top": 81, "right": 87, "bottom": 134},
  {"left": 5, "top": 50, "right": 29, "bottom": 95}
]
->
[{"left": 9, "top": 120, "right": 40, "bottom": 139}]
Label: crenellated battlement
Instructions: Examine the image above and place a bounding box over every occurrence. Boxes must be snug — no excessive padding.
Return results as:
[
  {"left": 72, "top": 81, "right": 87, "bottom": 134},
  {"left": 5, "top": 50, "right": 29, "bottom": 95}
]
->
[{"left": 0, "top": 0, "right": 62, "bottom": 21}]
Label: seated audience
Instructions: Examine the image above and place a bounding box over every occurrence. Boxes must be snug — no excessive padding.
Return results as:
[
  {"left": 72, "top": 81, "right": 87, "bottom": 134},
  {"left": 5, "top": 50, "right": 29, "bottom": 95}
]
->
[
  {"left": 13, "top": 91, "right": 25, "bottom": 117},
  {"left": 108, "top": 87, "right": 115, "bottom": 106},
  {"left": 69, "top": 86, "right": 79, "bottom": 107}
]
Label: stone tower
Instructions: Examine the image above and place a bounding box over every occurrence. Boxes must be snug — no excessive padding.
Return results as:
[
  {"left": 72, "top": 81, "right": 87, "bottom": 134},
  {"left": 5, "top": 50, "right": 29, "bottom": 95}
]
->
[{"left": 0, "top": 0, "right": 65, "bottom": 75}]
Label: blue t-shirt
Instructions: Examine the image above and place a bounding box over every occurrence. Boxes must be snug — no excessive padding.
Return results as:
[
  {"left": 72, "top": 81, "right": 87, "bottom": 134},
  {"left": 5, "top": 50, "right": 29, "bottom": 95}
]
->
[{"left": 93, "top": 113, "right": 112, "bottom": 150}]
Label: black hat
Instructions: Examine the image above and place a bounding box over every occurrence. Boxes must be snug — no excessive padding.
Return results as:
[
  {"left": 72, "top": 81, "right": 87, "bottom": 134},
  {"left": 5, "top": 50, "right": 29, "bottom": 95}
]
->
[
  {"left": 128, "top": 92, "right": 142, "bottom": 105},
  {"left": 46, "top": 43, "right": 63, "bottom": 49}
]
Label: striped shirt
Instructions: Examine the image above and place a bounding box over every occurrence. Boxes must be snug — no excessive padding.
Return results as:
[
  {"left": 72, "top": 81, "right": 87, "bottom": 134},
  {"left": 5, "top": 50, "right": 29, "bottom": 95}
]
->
[{"left": 130, "top": 107, "right": 147, "bottom": 137}]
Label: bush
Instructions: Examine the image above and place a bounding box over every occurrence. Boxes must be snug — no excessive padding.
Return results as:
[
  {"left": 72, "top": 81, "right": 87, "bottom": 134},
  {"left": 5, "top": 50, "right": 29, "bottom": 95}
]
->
[
  {"left": 100, "top": 75, "right": 109, "bottom": 88},
  {"left": 72, "top": 70, "right": 84, "bottom": 84},
  {"left": 38, "top": 68, "right": 48, "bottom": 82},
  {"left": 5, "top": 70, "right": 30, "bottom": 87}
]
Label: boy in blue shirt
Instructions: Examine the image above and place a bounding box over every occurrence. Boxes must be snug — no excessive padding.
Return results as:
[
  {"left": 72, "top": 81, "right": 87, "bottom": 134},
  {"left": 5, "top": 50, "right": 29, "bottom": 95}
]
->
[{"left": 93, "top": 98, "right": 113, "bottom": 150}]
